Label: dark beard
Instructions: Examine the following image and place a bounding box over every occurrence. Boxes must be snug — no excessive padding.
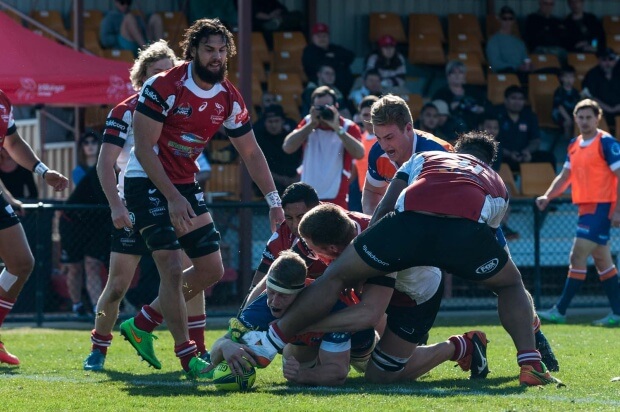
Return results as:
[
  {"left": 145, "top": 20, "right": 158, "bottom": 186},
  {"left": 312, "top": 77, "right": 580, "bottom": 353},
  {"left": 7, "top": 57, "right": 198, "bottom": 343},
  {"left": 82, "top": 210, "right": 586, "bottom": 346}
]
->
[{"left": 193, "top": 60, "right": 226, "bottom": 84}]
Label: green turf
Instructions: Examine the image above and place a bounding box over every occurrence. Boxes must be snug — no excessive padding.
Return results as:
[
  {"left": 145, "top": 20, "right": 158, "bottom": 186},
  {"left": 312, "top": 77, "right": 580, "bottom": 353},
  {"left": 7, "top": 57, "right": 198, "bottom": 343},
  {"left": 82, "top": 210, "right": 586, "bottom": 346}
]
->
[{"left": 0, "top": 320, "right": 618, "bottom": 411}]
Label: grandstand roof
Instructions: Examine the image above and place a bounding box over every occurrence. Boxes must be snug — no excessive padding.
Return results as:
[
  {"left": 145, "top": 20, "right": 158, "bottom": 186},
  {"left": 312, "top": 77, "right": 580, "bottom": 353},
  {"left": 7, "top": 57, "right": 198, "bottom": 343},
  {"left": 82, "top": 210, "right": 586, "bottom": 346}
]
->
[{"left": 1, "top": 12, "right": 133, "bottom": 106}]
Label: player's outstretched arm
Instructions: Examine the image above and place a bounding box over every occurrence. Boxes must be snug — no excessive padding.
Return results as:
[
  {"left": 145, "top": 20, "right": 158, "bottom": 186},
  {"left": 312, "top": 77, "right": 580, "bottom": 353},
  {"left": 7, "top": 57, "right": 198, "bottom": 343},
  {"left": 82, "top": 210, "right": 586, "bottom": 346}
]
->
[
  {"left": 4, "top": 130, "right": 68, "bottom": 192},
  {"left": 370, "top": 177, "right": 407, "bottom": 225},
  {"left": 535, "top": 168, "right": 571, "bottom": 211}
]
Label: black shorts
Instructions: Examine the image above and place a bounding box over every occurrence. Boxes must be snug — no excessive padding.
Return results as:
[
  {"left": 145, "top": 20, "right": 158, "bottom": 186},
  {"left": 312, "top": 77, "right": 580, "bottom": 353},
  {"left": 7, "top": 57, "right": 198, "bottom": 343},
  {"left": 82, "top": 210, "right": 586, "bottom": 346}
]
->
[
  {"left": 110, "top": 224, "right": 150, "bottom": 256},
  {"left": 124, "top": 177, "right": 209, "bottom": 232},
  {"left": 60, "top": 211, "right": 111, "bottom": 263},
  {"left": 353, "top": 211, "right": 509, "bottom": 281},
  {"left": 59, "top": 213, "right": 84, "bottom": 263},
  {"left": 0, "top": 195, "right": 20, "bottom": 231},
  {"left": 385, "top": 278, "right": 444, "bottom": 344}
]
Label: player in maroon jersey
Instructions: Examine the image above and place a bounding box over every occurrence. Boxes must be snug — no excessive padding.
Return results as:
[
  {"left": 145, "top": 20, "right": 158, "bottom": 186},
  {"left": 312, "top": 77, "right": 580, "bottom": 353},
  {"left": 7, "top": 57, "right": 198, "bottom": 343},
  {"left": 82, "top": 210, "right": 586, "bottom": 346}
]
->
[
  {"left": 0, "top": 90, "right": 68, "bottom": 365},
  {"left": 119, "top": 18, "right": 284, "bottom": 379}
]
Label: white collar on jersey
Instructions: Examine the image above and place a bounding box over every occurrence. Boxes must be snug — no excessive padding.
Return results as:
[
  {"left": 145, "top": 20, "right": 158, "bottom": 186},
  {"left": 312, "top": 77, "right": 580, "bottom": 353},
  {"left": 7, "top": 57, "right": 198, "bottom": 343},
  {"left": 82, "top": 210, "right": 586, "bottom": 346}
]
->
[{"left": 185, "top": 62, "right": 226, "bottom": 98}]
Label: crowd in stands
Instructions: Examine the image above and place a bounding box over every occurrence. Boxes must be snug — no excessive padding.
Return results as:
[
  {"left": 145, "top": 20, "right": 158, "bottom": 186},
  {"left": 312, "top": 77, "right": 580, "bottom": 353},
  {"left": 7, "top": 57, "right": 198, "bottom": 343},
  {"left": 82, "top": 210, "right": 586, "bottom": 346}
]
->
[{"left": 4, "top": 0, "right": 620, "bottom": 312}]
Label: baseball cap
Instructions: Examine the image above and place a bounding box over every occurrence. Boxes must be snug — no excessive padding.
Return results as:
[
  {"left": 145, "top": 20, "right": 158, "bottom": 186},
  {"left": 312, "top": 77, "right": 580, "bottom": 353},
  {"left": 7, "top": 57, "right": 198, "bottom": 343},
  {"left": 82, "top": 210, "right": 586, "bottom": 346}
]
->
[
  {"left": 596, "top": 47, "right": 617, "bottom": 59},
  {"left": 311, "top": 22, "right": 329, "bottom": 35},
  {"left": 431, "top": 99, "right": 450, "bottom": 116},
  {"left": 263, "top": 104, "right": 285, "bottom": 120},
  {"left": 378, "top": 34, "right": 397, "bottom": 47}
]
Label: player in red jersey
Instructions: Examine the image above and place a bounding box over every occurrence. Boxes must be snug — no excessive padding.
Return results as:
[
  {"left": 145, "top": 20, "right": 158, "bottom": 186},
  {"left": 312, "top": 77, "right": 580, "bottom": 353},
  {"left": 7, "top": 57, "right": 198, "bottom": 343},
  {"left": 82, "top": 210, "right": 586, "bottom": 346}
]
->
[
  {"left": 536, "top": 99, "right": 620, "bottom": 327},
  {"left": 293, "top": 203, "right": 489, "bottom": 382},
  {"left": 0, "top": 90, "right": 68, "bottom": 365},
  {"left": 82, "top": 40, "right": 215, "bottom": 371},
  {"left": 241, "top": 182, "right": 326, "bottom": 309},
  {"left": 119, "top": 19, "right": 284, "bottom": 379},
  {"left": 251, "top": 132, "right": 562, "bottom": 386}
]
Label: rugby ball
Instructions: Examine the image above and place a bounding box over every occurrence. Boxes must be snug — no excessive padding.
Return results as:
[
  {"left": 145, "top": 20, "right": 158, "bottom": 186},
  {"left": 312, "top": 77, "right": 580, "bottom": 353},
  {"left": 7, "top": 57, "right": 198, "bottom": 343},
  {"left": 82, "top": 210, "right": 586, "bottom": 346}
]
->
[{"left": 213, "top": 361, "right": 256, "bottom": 391}]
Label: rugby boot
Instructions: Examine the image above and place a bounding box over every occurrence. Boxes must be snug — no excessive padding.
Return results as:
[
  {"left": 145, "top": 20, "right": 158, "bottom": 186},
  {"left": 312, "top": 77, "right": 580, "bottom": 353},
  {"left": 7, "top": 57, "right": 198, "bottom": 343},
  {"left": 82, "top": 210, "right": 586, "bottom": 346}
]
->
[
  {"left": 456, "top": 330, "right": 489, "bottom": 379},
  {"left": 535, "top": 330, "right": 559, "bottom": 372},
  {"left": 185, "top": 356, "right": 213, "bottom": 380},
  {"left": 83, "top": 349, "right": 106, "bottom": 371},
  {"left": 591, "top": 312, "right": 620, "bottom": 327},
  {"left": 0, "top": 339, "right": 19, "bottom": 365},
  {"left": 537, "top": 306, "right": 567, "bottom": 324},
  {"left": 119, "top": 318, "right": 161, "bottom": 369},
  {"left": 519, "top": 364, "right": 564, "bottom": 386}
]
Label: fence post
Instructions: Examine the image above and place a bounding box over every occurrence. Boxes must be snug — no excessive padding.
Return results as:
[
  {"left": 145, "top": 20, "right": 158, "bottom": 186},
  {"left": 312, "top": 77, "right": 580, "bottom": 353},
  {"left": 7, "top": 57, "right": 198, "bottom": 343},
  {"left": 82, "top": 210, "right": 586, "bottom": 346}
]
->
[
  {"left": 34, "top": 202, "right": 46, "bottom": 327},
  {"left": 533, "top": 200, "right": 542, "bottom": 308}
]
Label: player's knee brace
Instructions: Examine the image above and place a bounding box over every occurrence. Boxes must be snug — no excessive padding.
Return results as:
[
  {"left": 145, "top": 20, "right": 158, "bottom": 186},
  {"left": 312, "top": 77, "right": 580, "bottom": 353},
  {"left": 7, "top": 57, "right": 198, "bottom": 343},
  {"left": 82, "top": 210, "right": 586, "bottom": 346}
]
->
[
  {"left": 178, "top": 222, "right": 221, "bottom": 258},
  {"left": 370, "top": 345, "right": 410, "bottom": 373},
  {"left": 141, "top": 225, "right": 180, "bottom": 251}
]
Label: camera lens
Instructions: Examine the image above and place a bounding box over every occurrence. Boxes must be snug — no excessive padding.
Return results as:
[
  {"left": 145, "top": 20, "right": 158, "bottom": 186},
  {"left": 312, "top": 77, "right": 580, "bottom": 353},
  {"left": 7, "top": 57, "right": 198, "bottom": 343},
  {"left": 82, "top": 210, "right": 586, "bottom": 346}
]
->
[{"left": 319, "top": 106, "right": 334, "bottom": 121}]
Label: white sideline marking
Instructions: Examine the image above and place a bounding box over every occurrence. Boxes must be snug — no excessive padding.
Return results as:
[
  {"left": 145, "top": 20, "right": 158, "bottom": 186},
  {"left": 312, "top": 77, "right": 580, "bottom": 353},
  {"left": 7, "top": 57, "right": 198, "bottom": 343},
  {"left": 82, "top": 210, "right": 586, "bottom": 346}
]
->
[{"left": 0, "top": 374, "right": 204, "bottom": 387}]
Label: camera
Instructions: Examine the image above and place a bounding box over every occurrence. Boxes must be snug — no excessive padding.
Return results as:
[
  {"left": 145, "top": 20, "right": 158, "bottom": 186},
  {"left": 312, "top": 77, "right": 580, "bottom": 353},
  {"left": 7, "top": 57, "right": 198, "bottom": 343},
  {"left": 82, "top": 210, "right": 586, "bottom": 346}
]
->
[{"left": 315, "top": 105, "right": 335, "bottom": 121}]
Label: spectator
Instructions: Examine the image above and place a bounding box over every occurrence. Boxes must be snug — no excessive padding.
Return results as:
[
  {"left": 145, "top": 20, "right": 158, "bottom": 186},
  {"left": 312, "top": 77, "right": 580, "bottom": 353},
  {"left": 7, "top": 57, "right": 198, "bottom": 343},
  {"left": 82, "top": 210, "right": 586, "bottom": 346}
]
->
[
  {"left": 301, "top": 64, "right": 348, "bottom": 117},
  {"left": 252, "top": 0, "right": 302, "bottom": 32},
  {"left": 432, "top": 60, "right": 488, "bottom": 131},
  {"left": 349, "top": 95, "right": 378, "bottom": 212},
  {"left": 581, "top": 48, "right": 620, "bottom": 132},
  {"left": 495, "top": 85, "right": 556, "bottom": 172},
  {"left": 254, "top": 105, "right": 302, "bottom": 196},
  {"left": 432, "top": 99, "right": 467, "bottom": 143},
  {"left": 413, "top": 102, "right": 441, "bottom": 136},
  {"left": 60, "top": 163, "right": 111, "bottom": 320},
  {"left": 282, "top": 86, "right": 364, "bottom": 208},
  {"left": 0, "top": 150, "right": 38, "bottom": 200},
  {"left": 552, "top": 65, "right": 581, "bottom": 140},
  {"left": 536, "top": 99, "right": 620, "bottom": 327},
  {"left": 258, "top": 91, "right": 278, "bottom": 118},
  {"left": 486, "top": 6, "right": 533, "bottom": 80},
  {"left": 564, "top": 0, "right": 606, "bottom": 53},
  {"left": 524, "top": 0, "right": 569, "bottom": 61},
  {"left": 189, "top": 0, "right": 238, "bottom": 30},
  {"left": 100, "top": 0, "right": 163, "bottom": 57},
  {"left": 302, "top": 23, "right": 356, "bottom": 96},
  {"left": 348, "top": 69, "right": 383, "bottom": 109},
  {"left": 72, "top": 131, "right": 100, "bottom": 186},
  {"left": 365, "top": 35, "right": 407, "bottom": 92}
]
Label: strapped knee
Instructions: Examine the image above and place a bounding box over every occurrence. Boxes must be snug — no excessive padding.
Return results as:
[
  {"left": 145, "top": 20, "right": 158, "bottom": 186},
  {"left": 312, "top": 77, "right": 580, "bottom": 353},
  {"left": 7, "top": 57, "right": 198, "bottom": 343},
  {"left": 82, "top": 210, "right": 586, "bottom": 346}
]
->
[
  {"left": 141, "top": 225, "right": 180, "bottom": 251},
  {"left": 370, "top": 345, "right": 410, "bottom": 373},
  {"left": 178, "top": 222, "right": 221, "bottom": 258}
]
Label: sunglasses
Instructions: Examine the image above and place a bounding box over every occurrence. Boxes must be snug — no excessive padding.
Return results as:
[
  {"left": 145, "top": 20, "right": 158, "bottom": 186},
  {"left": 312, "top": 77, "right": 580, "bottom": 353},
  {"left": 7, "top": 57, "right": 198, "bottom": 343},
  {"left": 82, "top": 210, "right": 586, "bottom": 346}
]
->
[
  {"left": 83, "top": 140, "right": 98, "bottom": 146},
  {"left": 501, "top": 16, "right": 514, "bottom": 21}
]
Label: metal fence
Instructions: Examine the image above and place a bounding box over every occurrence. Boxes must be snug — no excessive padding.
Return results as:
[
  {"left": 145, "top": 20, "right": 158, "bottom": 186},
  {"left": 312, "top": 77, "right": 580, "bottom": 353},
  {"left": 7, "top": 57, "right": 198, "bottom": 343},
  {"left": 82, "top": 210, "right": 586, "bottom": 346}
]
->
[{"left": 6, "top": 198, "right": 618, "bottom": 325}]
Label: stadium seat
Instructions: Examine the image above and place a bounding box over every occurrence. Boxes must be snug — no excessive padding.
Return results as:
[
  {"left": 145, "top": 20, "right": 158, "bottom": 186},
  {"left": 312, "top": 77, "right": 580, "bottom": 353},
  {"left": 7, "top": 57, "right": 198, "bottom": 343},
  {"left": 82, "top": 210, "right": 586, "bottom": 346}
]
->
[
  {"left": 160, "top": 11, "right": 188, "bottom": 55},
  {"left": 270, "top": 49, "right": 304, "bottom": 77},
  {"left": 528, "top": 73, "right": 560, "bottom": 129},
  {"left": 230, "top": 72, "right": 263, "bottom": 107},
  {"left": 602, "top": 15, "right": 620, "bottom": 36},
  {"left": 30, "top": 10, "right": 69, "bottom": 41},
  {"left": 607, "top": 34, "right": 620, "bottom": 54},
  {"left": 267, "top": 72, "right": 303, "bottom": 97},
  {"left": 274, "top": 93, "right": 301, "bottom": 120},
  {"left": 567, "top": 53, "right": 597, "bottom": 90},
  {"left": 520, "top": 163, "right": 556, "bottom": 197},
  {"left": 408, "top": 13, "right": 445, "bottom": 43},
  {"left": 203, "top": 162, "right": 242, "bottom": 201},
  {"left": 448, "top": 34, "right": 486, "bottom": 64},
  {"left": 408, "top": 34, "right": 446, "bottom": 66},
  {"left": 84, "top": 105, "right": 112, "bottom": 131},
  {"left": 369, "top": 12, "right": 407, "bottom": 44},
  {"left": 229, "top": 52, "right": 267, "bottom": 84},
  {"left": 70, "top": 9, "right": 103, "bottom": 31},
  {"left": 102, "top": 49, "right": 135, "bottom": 63},
  {"left": 499, "top": 163, "right": 523, "bottom": 198},
  {"left": 400, "top": 93, "right": 424, "bottom": 121},
  {"left": 273, "top": 31, "right": 307, "bottom": 53},
  {"left": 486, "top": 14, "right": 520, "bottom": 39},
  {"left": 529, "top": 54, "right": 561, "bottom": 72},
  {"left": 447, "top": 52, "right": 486, "bottom": 86},
  {"left": 251, "top": 32, "right": 271, "bottom": 66},
  {"left": 487, "top": 73, "right": 520, "bottom": 105},
  {"left": 83, "top": 29, "right": 104, "bottom": 56},
  {"left": 448, "top": 13, "right": 483, "bottom": 43},
  {"left": 3, "top": 9, "right": 23, "bottom": 25}
]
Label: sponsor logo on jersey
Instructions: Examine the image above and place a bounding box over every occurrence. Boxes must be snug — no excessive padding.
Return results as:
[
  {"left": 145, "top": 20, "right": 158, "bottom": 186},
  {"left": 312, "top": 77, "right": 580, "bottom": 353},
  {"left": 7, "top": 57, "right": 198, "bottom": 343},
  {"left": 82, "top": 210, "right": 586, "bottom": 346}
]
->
[
  {"left": 180, "top": 133, "right": 204, "bottom": 144},
  {"left": 361, "top": 244, "right": 389, "bottom": 266},
  {"left": 105, "top": 118, "right": 128, "bottom": 132},
  {"left": 475, "top": 258, "right": 499, "bottom": 274},
  {"left": 262, "top": 249, "right": 276, "bottom": 261},
  {"left": 214, "top": 102, "right": 225, "bottom": 115},
  {"left": 235, "top": 108, "right": 249, "bottom": 124},
  {"left": 199, "top": 102, "right": 208, "bottom": 112},
  {"left": 149, "top": 196, "right": 161, "bottom": 207},
  {"left": 173, "top": 102, "right": 193, "bottom": 117},
  {"left": 149, "top": 206, "right": 166, "bottom": 216},
  {"left": 142, "top": 85, "right": 166, "bottom": 108},
  {"left": 210, "top": 115, "right": 225, "bottom": 124}
]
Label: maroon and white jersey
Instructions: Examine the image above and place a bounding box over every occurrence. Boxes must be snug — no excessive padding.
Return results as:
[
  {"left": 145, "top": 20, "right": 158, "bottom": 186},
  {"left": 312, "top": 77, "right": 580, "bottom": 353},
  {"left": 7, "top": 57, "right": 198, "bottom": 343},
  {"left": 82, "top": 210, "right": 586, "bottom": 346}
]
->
[
  {"left": 394, "top": 151, "right": 509, "bottom": 228},
  {"left": 102, "top": 93, "right": 139, "bottom": 199},
  {"left": 125, "top": 62, "right": 251, "bottom": 184},
  {"left": 0, "top": 90, "right": 17, "bottom": 148}
]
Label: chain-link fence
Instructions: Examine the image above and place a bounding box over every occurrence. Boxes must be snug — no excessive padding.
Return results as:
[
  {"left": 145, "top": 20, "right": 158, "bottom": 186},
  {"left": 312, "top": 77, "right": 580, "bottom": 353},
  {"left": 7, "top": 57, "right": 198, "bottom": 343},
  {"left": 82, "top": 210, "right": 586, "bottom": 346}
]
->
[{"left": 6, "top": 198, "right": 619, "bottom": 325}]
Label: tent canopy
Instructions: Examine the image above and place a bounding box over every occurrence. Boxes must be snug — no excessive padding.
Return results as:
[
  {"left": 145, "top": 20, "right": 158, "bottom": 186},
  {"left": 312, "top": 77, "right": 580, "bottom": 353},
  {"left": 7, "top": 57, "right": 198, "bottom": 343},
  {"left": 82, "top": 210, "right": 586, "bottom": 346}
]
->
[{"left": 1, "top": 12, "right": 134, "bottom": 106}]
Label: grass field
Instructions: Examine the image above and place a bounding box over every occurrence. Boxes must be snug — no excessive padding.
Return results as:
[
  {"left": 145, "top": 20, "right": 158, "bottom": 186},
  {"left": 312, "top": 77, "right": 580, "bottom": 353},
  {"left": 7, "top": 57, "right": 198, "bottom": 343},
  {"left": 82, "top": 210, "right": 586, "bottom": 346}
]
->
[{"left": 1, "top": 313, "right": 619, "bottom": 411}]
